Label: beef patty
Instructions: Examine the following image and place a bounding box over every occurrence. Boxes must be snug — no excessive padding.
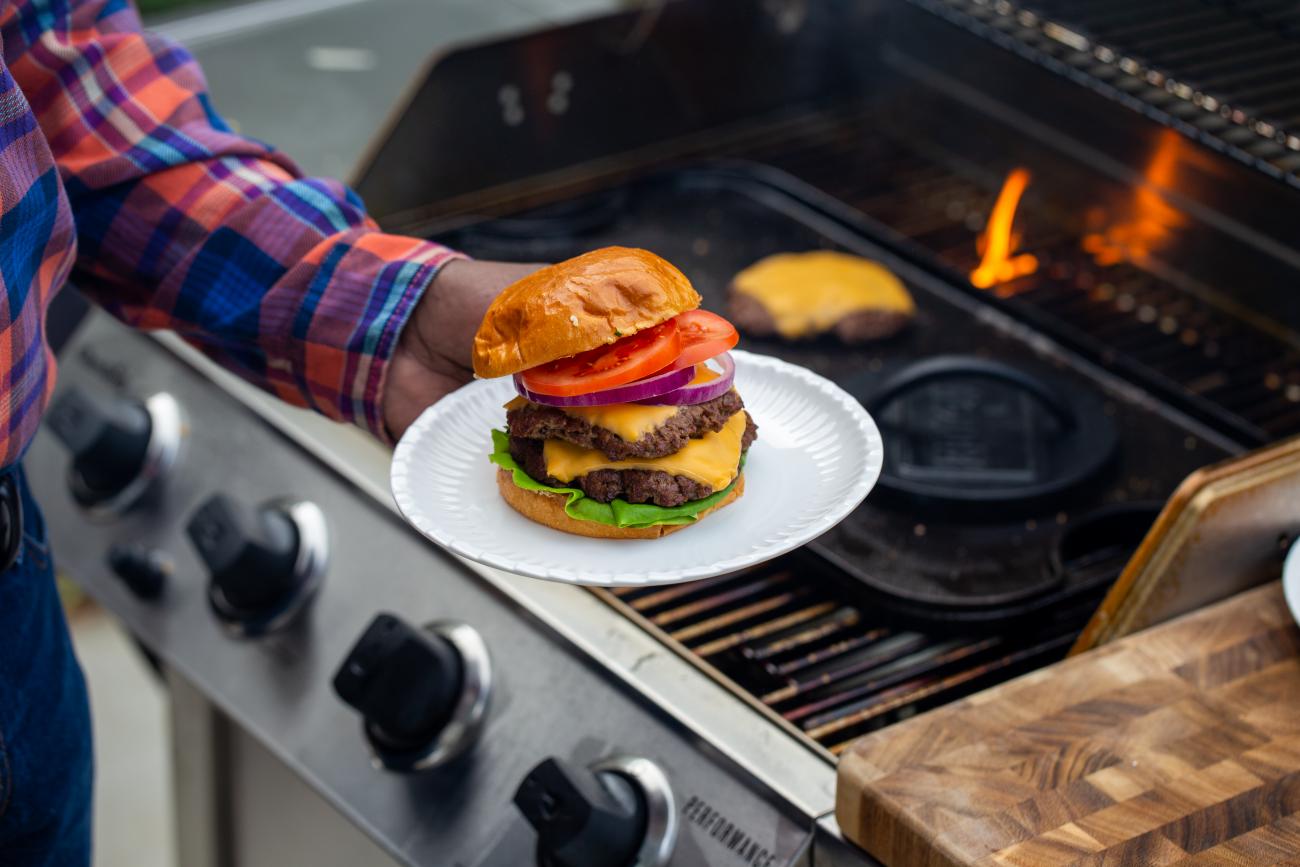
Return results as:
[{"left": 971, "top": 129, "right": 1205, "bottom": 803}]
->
[
  {"left": 508, "top": 390, "right": 744, "bottom": 461},
  {"left": 729, "top": 287, "right": 912, "bottom": 344},
  {"left": 509, "top": 412, "right": 758, "bottom": 507}
]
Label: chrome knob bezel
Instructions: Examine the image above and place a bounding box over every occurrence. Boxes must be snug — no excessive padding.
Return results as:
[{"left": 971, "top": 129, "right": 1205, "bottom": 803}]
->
[
  {"left": 207, "top": 499, "right": 328, "bottom": 638},
  {"left": 591, "top": 755, "right": 678, "bottom": 867},
  {"left": 71, "top": 391, "right": 183, "bottom": 519}
]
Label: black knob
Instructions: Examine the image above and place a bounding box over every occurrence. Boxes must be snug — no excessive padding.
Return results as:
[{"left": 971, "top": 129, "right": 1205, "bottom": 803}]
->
[
  {"left": 515, "top": 758, "right": 647, "bottom": 867},
  {"left": 108, "top": 544, "right": 169, "bottom": 600},
  {"left": 333, "top": 614, "right": 464, "bottom": 755},
  {"left": 46, "top": 387, "right": 151, "bottom": 500},
  {"left": 186, "top": 494, "right": 304, "bottom": 618}
]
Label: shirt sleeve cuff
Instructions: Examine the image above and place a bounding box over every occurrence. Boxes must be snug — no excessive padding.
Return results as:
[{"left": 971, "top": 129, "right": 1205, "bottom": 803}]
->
[{"left": 349, "top": 242, "right": 468, "bottom": 444}]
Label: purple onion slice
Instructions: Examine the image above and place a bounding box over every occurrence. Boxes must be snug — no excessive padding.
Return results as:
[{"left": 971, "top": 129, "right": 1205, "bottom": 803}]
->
[
  {"left": 635, "top": 353, "right": 735, "bottom": 406},
  {"left": 513, "top": 364, "right": 694, "bottom": 407}
]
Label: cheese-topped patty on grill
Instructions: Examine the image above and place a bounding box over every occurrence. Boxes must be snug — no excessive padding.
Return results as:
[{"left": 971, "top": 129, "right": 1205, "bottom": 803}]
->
[
  {"left": 507, "top": 390, "right": 745, "bottom": 461},
  {"left": 509, "top": 411, "right": 758, "bottom": 507}
]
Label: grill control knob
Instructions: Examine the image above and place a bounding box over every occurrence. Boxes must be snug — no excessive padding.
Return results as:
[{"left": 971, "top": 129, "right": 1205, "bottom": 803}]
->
[
  {"left": 515, "top": 756, "right": 677, "bottom": 867},
  {"left": 45, "top": 388, "right": 182, "bottom": 515},
  {"left": 108, "top": 544, "right": 171, "bottom": 601},
  {"left": 333, "top": 614, "right": 491, "bottom": 772},
  {"left": 185, "top": 494, "right": 328, "bottom": 636}
]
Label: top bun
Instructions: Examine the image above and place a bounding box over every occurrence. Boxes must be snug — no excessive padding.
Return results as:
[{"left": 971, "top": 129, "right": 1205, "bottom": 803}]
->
[{"left": 472, "top": 247, "right": 701, "bottom": 378}]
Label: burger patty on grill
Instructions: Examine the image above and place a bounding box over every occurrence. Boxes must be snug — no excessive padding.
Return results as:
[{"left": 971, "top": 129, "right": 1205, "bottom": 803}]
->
[
  {"left": 507, "top": 390, "right": 744, "bottom": 461},
  {"left": 508, "top": 412, "right": 758, "bottom": 508}
]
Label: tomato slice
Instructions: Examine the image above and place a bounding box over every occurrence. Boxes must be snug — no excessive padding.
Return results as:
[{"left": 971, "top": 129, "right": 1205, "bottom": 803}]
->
[
  {"left": 519, "top": 320, "right": 682, "bottom": 397},
  {"left": 664, "top": 309, "right": 740, "bottom": 371}
]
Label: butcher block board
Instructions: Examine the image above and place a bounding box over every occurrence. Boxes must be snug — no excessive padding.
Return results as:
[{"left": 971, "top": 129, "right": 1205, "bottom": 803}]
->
[{"left": 837, "top": 582, "right": 1300, "bottom": 867}]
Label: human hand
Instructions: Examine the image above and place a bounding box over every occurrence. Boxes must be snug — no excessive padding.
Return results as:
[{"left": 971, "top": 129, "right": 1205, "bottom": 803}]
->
[{"left": 382, "top": 259, "right": 541, "bottom": 440}]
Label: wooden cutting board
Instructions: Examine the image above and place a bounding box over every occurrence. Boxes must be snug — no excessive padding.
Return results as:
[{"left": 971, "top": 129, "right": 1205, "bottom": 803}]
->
[{"left": 836, "top": 582, "right": 1300, "bottom": 866}]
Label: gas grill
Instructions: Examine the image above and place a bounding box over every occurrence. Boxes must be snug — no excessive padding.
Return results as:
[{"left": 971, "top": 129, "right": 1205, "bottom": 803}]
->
[{"left": 25, "top": 1, "right": 1300, "bottom": 865}]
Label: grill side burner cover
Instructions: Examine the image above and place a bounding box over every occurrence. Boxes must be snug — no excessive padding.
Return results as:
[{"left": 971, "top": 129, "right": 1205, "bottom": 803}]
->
[{"left": 860, "top": 357, "right": 1118, "bottom": 520}]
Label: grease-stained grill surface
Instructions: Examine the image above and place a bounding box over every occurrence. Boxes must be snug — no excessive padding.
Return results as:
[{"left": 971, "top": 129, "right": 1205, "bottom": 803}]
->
[
  {"left": 836, "top": 582, "right": 1300, "bottom": 867},
  {"left": 391, "top": 351, "right": 883, "bottom": 586}
]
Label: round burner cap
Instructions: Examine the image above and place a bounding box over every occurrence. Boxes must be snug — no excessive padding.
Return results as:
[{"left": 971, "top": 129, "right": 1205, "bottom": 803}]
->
[{"left": 856, "top": 356, "right": 1119, "bottom": 521}]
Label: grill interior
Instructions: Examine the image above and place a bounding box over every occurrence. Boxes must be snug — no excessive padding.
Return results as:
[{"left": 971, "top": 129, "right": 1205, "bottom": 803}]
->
[
  {"left": 735, "top": 111, "right": 1300, "bottom": 445},
  {"left": 409, "top": 0, "right": 1300, "bottom": 766},
  {"left": 439, "top": 159, "right": 1228, "bottom": 761}
]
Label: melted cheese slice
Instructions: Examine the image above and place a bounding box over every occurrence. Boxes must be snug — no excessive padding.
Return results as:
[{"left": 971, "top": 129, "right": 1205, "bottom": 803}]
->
[
  {"left": 544, "top": 410, "right": 747, "bottom": 491},
  {"left": 689, "top": 364, "right": 722, "bottom": 385},
  {"left": 503, "top": 395, "right": 676, "bottom": 442},
  {"left": 506, "top": 365, "right": 723, "bottom": 443},
  {"left": 733, "top": 250, "right": 914, "bottom": 338},
  {"left": 557, "top": 403, "right": 679, "bottom": 443}
]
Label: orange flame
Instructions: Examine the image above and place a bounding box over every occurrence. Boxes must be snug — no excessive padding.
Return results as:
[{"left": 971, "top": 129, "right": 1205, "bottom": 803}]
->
[
  {"left": 1082, "top": 130, "right": 1187, "bottom": 266},
  {"left": 970, "top": 168, "right": 1039, "bottom": 293}
]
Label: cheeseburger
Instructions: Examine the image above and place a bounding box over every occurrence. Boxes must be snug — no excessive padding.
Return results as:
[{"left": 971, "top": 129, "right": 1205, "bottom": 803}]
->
[{"left": 473, "top": 247, "right": 756, "bottom": 539}]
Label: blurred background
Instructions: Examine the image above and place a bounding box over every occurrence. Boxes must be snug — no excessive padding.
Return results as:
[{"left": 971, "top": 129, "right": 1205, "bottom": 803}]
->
[{"left": 67, "top": 1, "right": 614, "bottom": 864}]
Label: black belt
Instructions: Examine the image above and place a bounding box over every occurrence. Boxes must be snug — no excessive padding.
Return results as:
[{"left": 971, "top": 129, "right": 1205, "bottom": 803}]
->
[{"left": 0, "top": 470, "right": 22, "bottom": 573}]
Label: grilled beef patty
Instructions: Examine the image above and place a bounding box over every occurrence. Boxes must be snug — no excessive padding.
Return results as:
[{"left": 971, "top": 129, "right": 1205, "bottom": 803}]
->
[
  {"left": 507, "top": 390, "right": 744, "bottom": 461},
  {"left": 729, "top": 290, "right": 912, "bottom": 343},
  {"left": 508, "top": 412, "right": 758, "bottom": 507}
]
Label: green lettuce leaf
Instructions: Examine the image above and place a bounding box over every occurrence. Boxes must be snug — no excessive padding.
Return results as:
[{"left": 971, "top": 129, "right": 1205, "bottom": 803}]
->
[{"left": 488, "top": 429, "right": 740, "bottom": 529}]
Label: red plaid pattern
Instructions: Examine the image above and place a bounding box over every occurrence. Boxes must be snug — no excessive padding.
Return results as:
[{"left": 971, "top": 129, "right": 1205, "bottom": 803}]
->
[{"left": 0, "top": 0, "right": 460, "bottom": 467}]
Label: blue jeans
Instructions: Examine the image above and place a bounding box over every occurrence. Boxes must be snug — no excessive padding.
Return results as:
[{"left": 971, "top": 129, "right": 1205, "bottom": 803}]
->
[{"left": 0, "top": 467, "right": 93, "bottom": 865}]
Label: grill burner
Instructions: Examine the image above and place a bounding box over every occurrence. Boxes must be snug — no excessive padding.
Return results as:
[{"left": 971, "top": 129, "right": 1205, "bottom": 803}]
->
[{"left": 857, "top": 356, "right": 1119, "bottom": 519}]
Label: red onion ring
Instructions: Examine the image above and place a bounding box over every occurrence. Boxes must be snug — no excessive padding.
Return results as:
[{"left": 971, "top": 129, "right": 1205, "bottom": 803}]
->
[
  {"left": 636, "top": 353, "right": 735, "bottom": 405},
  {"left": 513, "top": 364, "right": 694, "bottom": 407}
]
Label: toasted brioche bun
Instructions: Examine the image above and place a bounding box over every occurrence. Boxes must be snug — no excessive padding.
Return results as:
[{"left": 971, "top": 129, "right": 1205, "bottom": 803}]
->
[
  {"left": 472, "top": 247, "right": 701, "bottom": 379},
  {"left": 495, "top": 468, "right": 743, "bottom": 540}
]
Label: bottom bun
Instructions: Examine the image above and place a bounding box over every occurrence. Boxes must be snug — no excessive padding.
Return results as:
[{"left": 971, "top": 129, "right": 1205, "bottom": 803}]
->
[{"left": 495, "top": 468, "right": 744, "bottom": 540}]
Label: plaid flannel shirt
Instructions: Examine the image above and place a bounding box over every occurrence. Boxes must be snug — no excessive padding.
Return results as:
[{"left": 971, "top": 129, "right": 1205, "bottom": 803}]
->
[{"left": 0, "top": 0, "right": 460, "bottom": 468}]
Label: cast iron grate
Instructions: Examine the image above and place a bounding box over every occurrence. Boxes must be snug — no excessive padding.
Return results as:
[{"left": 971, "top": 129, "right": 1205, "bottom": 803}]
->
[
  {"left": 595, "top": 554, "right": 1090, "bottom": 758},
  {"left": 913, "top": 0, "right": 1300, "bottom": 185}
]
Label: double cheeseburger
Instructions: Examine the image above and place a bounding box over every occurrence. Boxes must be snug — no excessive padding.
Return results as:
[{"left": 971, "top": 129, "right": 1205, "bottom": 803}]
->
[{"left": 473, "top": 247, "right": 757, "bottom": 539}]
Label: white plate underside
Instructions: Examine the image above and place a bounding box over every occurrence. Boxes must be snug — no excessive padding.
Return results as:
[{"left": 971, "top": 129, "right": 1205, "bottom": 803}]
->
[{"left": 391, "top": 350, "right": 883, "bottom": 586}]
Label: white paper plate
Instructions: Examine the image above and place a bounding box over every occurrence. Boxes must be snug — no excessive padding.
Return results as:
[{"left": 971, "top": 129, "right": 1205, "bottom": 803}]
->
[{"left": 391, "top": 350, "right": 883, "bottom": 586}]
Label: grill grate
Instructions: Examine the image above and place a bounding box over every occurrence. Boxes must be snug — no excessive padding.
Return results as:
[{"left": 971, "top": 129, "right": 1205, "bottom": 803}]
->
[
  {"left": 595, "top": 556, "right": 1085, "bottom": 758},
  {"left": 912, "top": 0, "right": 1300, "bottom": 186},
  {"left": 731, "top": 113, "right": 1300, "bottom": 444}
]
